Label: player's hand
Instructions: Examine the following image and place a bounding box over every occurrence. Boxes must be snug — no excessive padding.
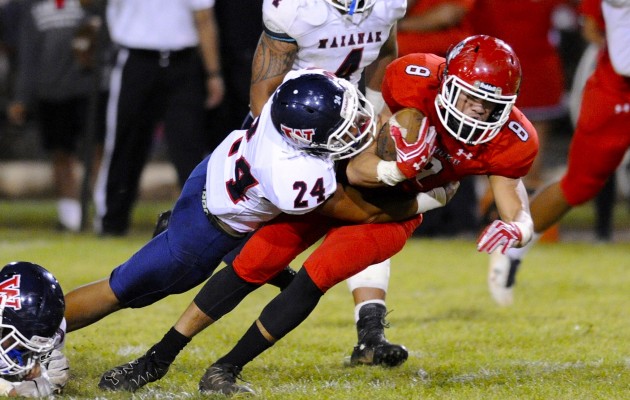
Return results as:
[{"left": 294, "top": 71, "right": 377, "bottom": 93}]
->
[
  {"left": 0, "top": 377, "right": 15, "bottom": 396},
  {"left": 390, "top": 116, "right": 437, "bottom": 178},
  {"left": 477, "top": 220, "right": 523, "bottom": 254},
  {"left": 42, "top": 349, "right": 70, "bottom": 392},
  {"left": 13, "top": 375, "right": 53, "bottom": 398}
]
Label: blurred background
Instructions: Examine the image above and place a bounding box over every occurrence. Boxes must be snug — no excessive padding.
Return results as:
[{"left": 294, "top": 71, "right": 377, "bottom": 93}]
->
[{"left": 1, "top": 0, "right": 628, "bottom": 240}]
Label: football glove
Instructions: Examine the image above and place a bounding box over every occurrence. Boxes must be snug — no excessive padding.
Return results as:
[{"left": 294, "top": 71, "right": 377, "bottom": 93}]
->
[
  {"left": 477, "top": 220, "right": 525, "bottom": 254},
  {"left": 13, "top": 376, "right": 53, "bottom": 398},
  {"left": 390, "top": 116, "right": 437, "bottom": 179},
  {"left": 41, "top": 349, "right": 70, "bottom": 392}
]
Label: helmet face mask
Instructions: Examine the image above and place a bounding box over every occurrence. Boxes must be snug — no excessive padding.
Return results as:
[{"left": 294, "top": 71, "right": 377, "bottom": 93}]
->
[
  {"left": 271, "top": 72, "right": 376, "bottom": 160},
  {"left": 435, "top": 35, "right": 521, "bottom": 145},
  {"left": 0, "top": 262, "right": 64, "bottom": 376},
  {"left": 0, "top": 323, "right": 55, "bottom": 376},
  {"left": 324, "top": 0, "right": 377, "bottom": 15}
]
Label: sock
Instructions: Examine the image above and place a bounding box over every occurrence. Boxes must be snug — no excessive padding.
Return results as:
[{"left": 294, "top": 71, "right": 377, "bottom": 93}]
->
[
  {"left": 150, "top": 327, "right": 191, "bottom": 366},
  {"left": 354, "top": 299, "right": 386, "bottom": 323},
  {"left": 57, "top": 198, "right": 81, "bottom": 231},
  {"left": 216, "top": 322, "right": 273, "bottom": 368}
]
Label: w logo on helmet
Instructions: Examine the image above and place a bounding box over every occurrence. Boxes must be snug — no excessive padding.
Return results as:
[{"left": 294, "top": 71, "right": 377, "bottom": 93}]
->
[
  {"left": 280, "top": 124, "right": 315, "bottom": 143},
  {"left": 0, "top": 275, "right": 21, "bottom": 310}
]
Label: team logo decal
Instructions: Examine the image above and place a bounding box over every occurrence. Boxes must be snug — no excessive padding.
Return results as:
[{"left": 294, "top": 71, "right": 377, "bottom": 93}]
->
[
  {"left": 280, "top": 124, "right": 315, "bottom": 143},
  {"left": 0, "top": 275, "right": 21, "bottom": 310}
]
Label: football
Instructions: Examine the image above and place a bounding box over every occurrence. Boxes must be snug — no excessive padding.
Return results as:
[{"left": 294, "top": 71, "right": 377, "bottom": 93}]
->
[{"left": 375, "top": 107, "right": 426, "bottom": 161}]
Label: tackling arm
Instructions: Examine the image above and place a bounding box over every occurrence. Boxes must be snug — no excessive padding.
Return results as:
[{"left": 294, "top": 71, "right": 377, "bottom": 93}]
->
[
  {"left": 316, "top": 184, "right": 418, "bottom": 224},
  {"left": 364, "top": 24, "right": 398, "bottom": 115},
  {"left": 249, "top": 33, "right": 298, "bottom": 117}
]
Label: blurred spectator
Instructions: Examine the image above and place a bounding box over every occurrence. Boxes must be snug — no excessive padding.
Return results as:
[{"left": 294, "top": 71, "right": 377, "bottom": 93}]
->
[
  {"left": 397, "top": 0, "right": 475, "bottom": 57},
  {"left": 6, "top": 0, "right": 103, "bottom": 232},
  {"left": 204, "top": 0, "right": 262, "bottom": 151},
  {"left": 0, "top": 0, "right": 20, "bottom": 114},
  {"left": 396, "top": 0, "right": 480, "bottom": 237},
  {"left": 94, "top": 0, "right": 224, "bottom": 236}
]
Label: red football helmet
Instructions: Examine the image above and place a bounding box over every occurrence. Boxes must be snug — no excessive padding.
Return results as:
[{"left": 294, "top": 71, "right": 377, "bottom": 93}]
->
[{"left": 435, "top": 35, "right": 522, "bottom": 145}]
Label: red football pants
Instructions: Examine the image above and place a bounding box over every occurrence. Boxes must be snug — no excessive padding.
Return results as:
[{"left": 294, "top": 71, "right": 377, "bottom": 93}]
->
[{"left": 233, "top": 213, "right": 423, "bottom": 292}]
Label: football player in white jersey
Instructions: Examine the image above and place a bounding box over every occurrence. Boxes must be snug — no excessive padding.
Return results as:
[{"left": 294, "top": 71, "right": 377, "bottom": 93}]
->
[
  {"left": 247, "top": 0, "right": 411, "bottom": 367},
  {"left": 0, "top": 262, "right": 70, "bottom": 397}
]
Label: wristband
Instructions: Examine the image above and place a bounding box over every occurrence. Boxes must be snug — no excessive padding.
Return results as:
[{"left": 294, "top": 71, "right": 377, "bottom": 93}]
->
[
  {"left": 376, "top": 160, "right": 406, "bottom": 186},
  {"left": 511, "top": 220, "right": 533, "bottom": 246},
  {"left": 415, "top": 187, "right": 447, "bottom": 214}
]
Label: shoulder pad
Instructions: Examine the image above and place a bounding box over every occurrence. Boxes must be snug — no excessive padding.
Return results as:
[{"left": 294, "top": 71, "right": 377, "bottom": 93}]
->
[{"left": 263, "top": 0, "right": 329, "bottom": 35}]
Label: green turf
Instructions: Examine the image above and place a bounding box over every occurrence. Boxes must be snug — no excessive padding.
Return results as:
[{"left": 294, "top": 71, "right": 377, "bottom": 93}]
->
[{"left": 0, "top": 199, "right": 629, "bottom": 399}]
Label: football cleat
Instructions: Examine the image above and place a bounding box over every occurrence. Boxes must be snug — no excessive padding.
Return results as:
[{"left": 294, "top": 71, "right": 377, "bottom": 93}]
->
[
  {"left": 488, "top": 250, "right": 521, "bottom": 306},
  {"left": 198, "top": 363, "right": 255, "bottom": 395},
  {"left": 349, "top": 340, "right": 409, "bottom": 367},
  {"left": 347, "top": 303, "right": 408, "bottom": 367},
  {"left": 98, "top": 350, "right": 169, "bottom": 392}
]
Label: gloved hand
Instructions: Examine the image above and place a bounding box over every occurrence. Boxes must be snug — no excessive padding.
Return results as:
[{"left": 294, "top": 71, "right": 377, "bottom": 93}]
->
[
  {"left": 13, "top": 375, "right": 53, "bottom": 398},
  {"left": 477, "top": 220, "right": 524, "bottom": 254},
  {"left": 390, "top": 116, "right": 437, "bottom": 178},
  {"left": 42, "top": 349, "right": 70, "bottom": 392}
]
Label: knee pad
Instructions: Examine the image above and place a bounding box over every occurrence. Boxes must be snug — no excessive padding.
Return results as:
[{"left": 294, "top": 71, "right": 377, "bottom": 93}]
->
[{"left": 346, "top": 259, "right": 391, "bottom": 292}]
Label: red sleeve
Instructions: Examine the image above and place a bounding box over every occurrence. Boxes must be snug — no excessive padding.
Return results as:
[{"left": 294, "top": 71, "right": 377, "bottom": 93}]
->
[
  {"left": 382, "top": 53, "right": 445, "bottom": 115},
  {"left": 487, "top": 107, "right": 539, "bottom": 178}
]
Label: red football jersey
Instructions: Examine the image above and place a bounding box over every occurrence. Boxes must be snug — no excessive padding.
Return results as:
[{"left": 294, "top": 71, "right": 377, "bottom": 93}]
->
[{"left": 382, "top": 53, "right": 539, "bottom": 193}]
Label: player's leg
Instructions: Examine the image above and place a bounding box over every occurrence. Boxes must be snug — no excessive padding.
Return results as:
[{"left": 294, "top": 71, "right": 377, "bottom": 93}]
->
[
  {"left": 67, "top": 157, "right": 242, "bottom": 333},
  {"left": 345, "top": 262, "right": 409, "bottom": 367},
  {"left": 305, "top": 216, "right": 421, "bottom": 367},
  {"left": 199, "top": 268, "right": 324, "bottom": 395},
  {"left": 98, "top": 213, "right": 329, "bottom": 392},
  {"left": 196, "top": 217, "right": 421, "bottom": 393}
]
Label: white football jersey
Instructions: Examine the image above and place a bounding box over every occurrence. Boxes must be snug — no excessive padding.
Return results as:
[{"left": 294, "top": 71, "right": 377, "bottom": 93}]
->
[
  {"left": 205, "top": 72, "right": 338, "bottom": 233},
  {"left": 263, "top": 0, "right": 406, "bottom": 87}
]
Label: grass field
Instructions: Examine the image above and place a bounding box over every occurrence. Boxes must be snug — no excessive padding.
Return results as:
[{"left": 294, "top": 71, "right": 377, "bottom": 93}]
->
[{"left": 1, "top": 199, "right": 629, "bottom": 399}]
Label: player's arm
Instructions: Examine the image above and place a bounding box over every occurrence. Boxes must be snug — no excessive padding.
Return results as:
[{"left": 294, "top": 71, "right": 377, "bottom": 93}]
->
[
  {"left": 316, "top": 183, "right": 418, "bottom": 224},
  {"left": 249, "top": 32, "right": 298, "bottom": 117},
  {"left": 193, "top": 7, "right": 224, "bottom": 109},
  {"left": 477, "top": 175, "right": 534, "bottom": 254},
  {"left": 364, "top": 24, "right": 398, "bottom": 116}
]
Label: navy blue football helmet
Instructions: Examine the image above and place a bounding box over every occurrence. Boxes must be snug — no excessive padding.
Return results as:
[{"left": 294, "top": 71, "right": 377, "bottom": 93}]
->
[
  {"left": 0, "top": 261, "right": 65, "bottom": 375},
  {"left": 270, "top": 70, "right": 376, "bottom": 160}
]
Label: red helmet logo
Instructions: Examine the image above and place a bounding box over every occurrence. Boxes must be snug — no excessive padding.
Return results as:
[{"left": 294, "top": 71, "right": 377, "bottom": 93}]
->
[{"left": 0, "top": 275, "right": 21, "bottom": 310}]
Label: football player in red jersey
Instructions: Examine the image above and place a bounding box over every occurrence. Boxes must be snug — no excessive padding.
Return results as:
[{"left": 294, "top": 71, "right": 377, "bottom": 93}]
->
[
  {"left": 488, "top": 0, "right": 630, "bottom": 306},
  {"left": 96, "top": 35, "right": 539, "bottom": 395}
]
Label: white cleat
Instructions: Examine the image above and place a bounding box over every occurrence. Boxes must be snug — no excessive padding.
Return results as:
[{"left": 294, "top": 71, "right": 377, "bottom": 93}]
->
[{"left": 488, "top": 250, "right": 521, "bottom": 306}]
